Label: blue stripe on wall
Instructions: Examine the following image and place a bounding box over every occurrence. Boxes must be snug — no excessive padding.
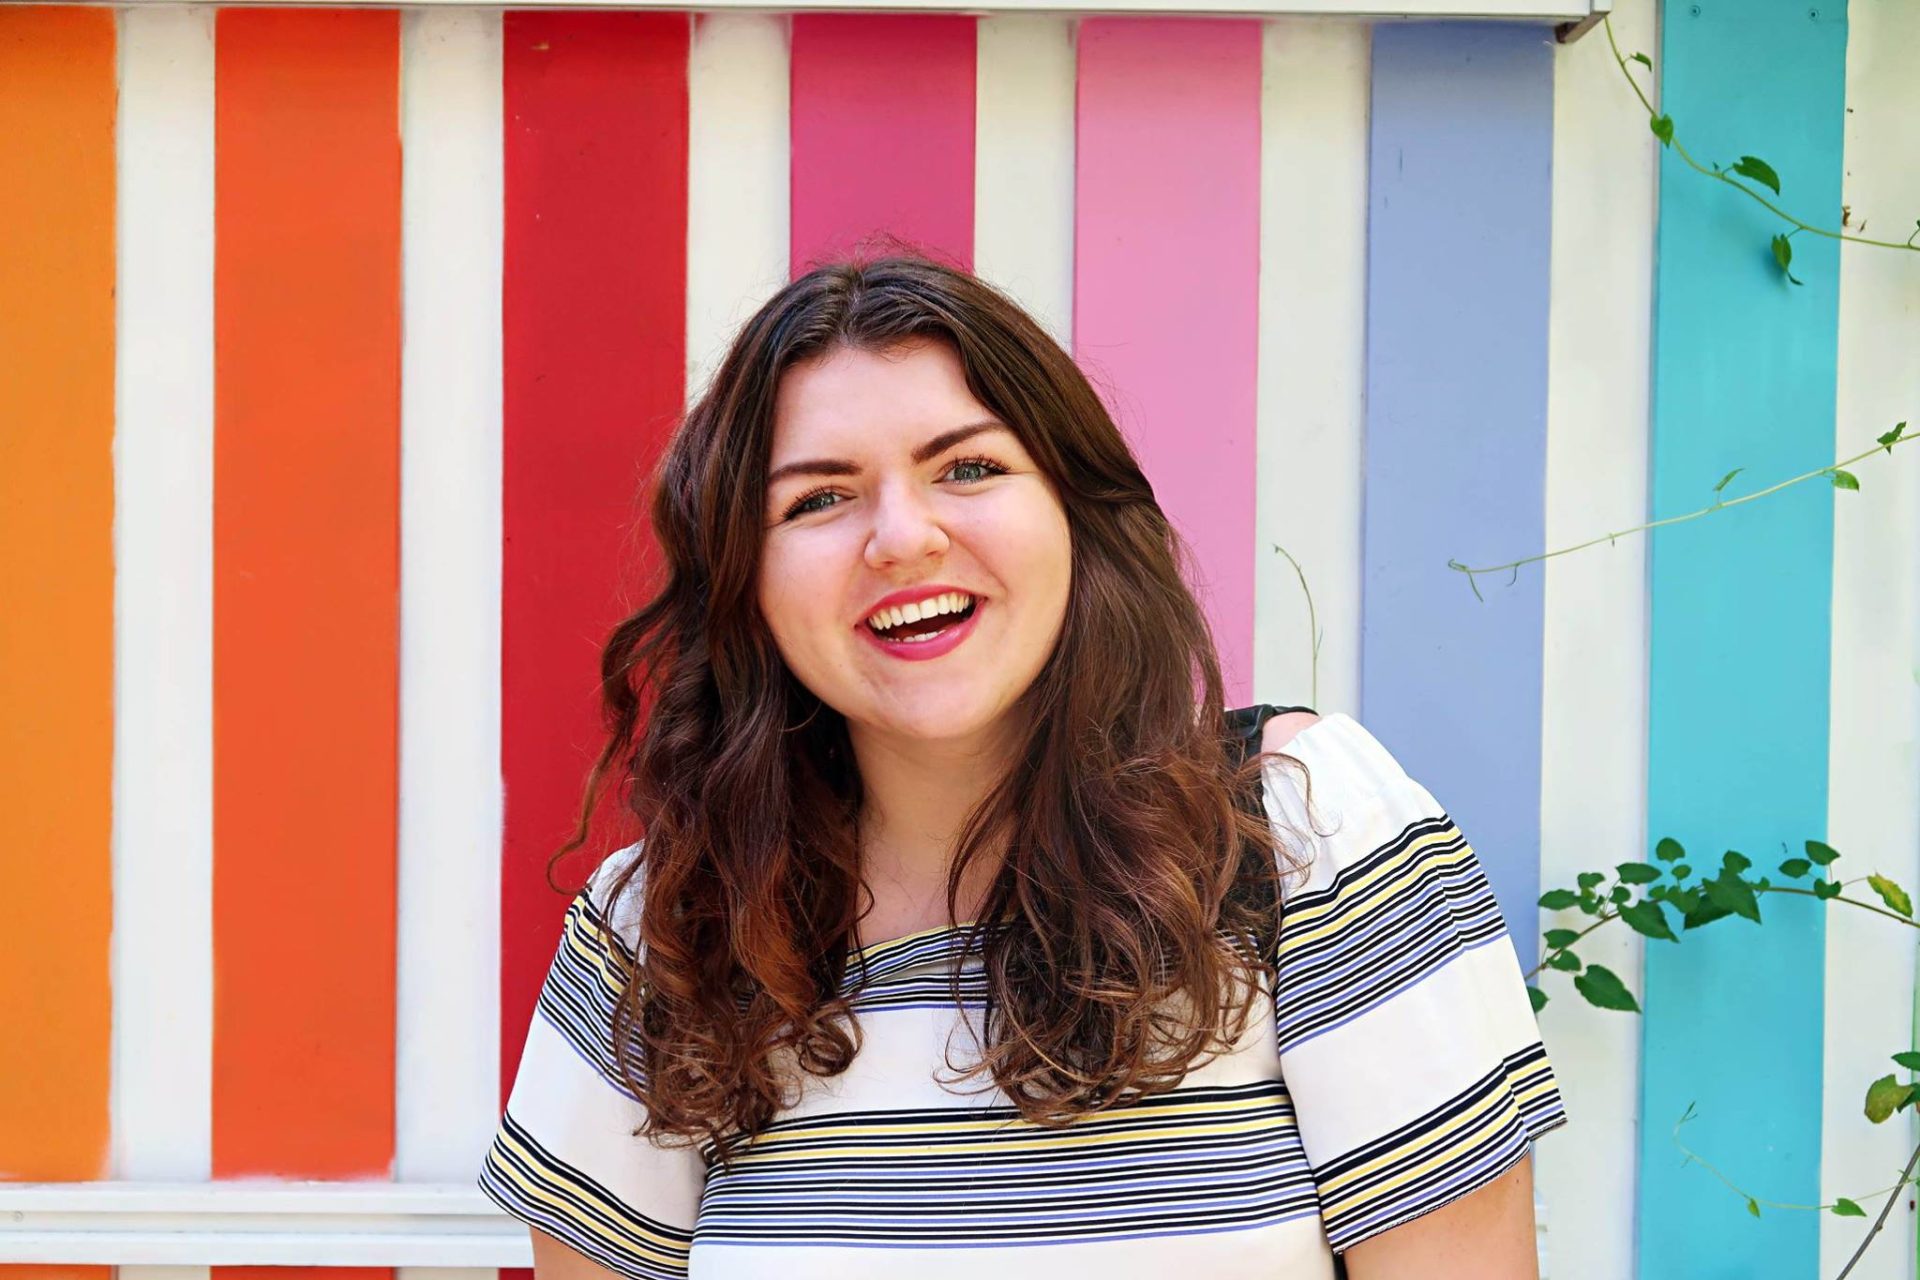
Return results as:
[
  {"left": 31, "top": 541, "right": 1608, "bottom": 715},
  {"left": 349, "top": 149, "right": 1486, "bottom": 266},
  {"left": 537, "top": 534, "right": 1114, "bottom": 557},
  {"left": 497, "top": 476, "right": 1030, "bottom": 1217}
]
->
[
  {"left": 1636, "top": 1, "right": 1847, "bottom": 1275},
  {"left": 1362, "top": 20, "right": 1555, "bottom": 971}
]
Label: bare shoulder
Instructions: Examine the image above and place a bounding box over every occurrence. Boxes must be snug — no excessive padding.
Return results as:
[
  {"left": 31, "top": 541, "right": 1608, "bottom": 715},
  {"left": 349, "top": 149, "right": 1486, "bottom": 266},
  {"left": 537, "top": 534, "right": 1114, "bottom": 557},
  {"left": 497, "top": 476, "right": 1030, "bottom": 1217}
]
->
[{"left": 1260, "top": 708, "right": 1321, "bottom": 755}]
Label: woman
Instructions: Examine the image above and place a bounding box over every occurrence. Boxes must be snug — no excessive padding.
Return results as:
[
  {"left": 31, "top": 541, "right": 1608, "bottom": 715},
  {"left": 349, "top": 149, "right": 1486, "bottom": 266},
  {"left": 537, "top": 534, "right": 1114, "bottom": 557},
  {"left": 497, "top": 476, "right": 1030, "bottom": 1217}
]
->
[{"left": 479, "top": 254, "right": 1566, "bottom": 1279}]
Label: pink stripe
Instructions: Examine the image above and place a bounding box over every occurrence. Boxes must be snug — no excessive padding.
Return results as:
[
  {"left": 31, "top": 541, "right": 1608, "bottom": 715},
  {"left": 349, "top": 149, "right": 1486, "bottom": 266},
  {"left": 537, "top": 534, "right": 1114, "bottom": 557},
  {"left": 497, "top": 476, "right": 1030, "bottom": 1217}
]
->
[
  {"left": 789, "top": 14, "right": 976, "bottom": 274},
  {"left": 1073, "top": 18, "right": 1264, "bottom": 702}
]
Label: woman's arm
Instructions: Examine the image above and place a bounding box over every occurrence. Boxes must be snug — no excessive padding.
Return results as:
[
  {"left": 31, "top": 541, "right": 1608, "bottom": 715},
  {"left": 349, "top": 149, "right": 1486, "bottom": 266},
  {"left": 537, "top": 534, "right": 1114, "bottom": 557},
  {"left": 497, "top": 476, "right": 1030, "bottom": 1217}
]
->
[
  {"left": 1342, "top": 1152, "right": 1541, "bottom": 1280},
  {"left": 530, "top": 1227, "right": 633, "bottom": 1280}
]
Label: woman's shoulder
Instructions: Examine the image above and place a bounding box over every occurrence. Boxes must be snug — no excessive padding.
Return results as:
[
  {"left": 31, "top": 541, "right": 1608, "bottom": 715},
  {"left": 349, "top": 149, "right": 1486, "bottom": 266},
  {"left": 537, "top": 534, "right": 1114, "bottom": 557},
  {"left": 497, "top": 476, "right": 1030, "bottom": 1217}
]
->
[{"left": 582, "top": 838, "right": 647, "bottom": 952}]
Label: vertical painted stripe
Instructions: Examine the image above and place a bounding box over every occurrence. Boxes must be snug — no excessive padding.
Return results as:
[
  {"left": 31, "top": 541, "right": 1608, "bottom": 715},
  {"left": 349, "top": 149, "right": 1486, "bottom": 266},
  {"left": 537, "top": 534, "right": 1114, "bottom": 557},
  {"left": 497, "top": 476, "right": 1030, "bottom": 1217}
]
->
[
  {"left": 1361, "top": 22, "right": 1554, "bottom": 963},
  {"left": 1253, "top": 17, "right": 1369, "bottom": 716},
  {"left": 1074, "top": 17, "right": 1264, "bottom": 704},
  {"left": 500, "top": 7, "right": 687, "bottom": 1143},
  {"left": 789, "top": 14, "right": 975, "bottom": 274},
  {"left": 0, "top": 4, "right": 117, "bottom": 1192},
  {"left": 1536, "top": 0, "right": 1658, "bottom": 1272},
  {"left": 114, "top": 2, "right": 217, "bottom": 1192},
  {"left": 1636, "top": 1, "right": 1847, "bottom": 1274},
  {"left": 1822, "top": 0, "right": 1920, "bottom": 1274},
  {"left": 973, "top": 14, "right": 1075, "bottom": 351},
  {"left": 687, "top": 12, "right": 789, "bottom": 404},
  {"left": 212, "top": 7, "right": 401, "bottom": 1184},
  {"left": 397, "top": 5, "right": 503, "bottom": 1212}
]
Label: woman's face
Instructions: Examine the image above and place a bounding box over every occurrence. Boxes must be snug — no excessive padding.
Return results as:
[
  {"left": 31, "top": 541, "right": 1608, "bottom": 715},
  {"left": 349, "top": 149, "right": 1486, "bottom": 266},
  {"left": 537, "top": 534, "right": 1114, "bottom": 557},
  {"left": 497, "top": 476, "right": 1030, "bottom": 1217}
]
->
[{"left": 758, "top": 338, "right": 1072, "bottom": 749}]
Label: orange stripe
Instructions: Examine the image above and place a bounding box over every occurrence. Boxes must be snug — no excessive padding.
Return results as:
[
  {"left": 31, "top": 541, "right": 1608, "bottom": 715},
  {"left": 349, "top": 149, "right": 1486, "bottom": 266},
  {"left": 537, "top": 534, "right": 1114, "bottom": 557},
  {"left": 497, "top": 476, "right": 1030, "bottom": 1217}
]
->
[
  {"left": 211, "top": 8, "right": 400, "bottom": 1183},
  {"left": 0, "top": 6, "right": 116, "bottom": 1198}
]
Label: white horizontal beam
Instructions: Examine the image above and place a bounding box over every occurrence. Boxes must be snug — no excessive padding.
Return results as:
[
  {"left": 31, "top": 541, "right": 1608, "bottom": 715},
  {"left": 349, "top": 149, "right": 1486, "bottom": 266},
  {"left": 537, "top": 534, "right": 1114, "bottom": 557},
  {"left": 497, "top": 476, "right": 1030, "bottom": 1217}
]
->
[
  {"left": 0, "top": 1182, "right": 533, "bottom": 1268},
  {"left": 93, "top": 0, "right": 1607, "bottom": 19}
]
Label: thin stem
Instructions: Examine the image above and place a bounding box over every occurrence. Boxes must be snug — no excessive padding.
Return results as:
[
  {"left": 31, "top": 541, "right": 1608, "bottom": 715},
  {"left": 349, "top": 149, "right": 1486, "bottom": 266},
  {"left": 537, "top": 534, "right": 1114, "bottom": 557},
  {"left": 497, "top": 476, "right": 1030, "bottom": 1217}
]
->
[
  {"left": 1602, "top": 16, "right": 1920, "bottom": 253},
  {"left": 1452, "top": 432, "right": 1915, "bottom": 585},
  {"left": 1523, "top": 909, "right": 1618, "bottom": 983},
  {"left": 1763, "top": 884, "right": 1920, "bottom": 930},
  {"left": 1836, "top": 1138, "right": 1920, "bottom": 1279},
  {"left": 1271, "top": 542, "right": 1321, "bottom": 711}
]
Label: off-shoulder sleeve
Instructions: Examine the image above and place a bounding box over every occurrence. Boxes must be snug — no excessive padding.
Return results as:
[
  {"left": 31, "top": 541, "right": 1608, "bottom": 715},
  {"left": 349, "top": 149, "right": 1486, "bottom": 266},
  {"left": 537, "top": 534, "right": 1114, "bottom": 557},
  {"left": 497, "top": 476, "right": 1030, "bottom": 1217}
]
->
[
  {"left": 1259, "top": 713, "right": 1567, "bottom": 1254},
  {"left": 478, "top": 842, "right": 704, "bottom": 1280}
]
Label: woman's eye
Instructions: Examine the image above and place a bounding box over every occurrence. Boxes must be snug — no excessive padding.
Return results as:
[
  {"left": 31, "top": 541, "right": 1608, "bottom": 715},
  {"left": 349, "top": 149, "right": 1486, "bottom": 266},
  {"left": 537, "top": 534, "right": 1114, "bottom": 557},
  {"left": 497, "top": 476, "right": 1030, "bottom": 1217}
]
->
[{"left": 779, "top": 456, "right": 1009, "bottom": 522}]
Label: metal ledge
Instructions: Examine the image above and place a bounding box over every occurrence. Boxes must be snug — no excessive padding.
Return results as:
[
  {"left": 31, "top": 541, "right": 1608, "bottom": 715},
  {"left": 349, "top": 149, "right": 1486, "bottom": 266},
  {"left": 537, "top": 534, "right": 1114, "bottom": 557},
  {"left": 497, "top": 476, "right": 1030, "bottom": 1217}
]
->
[{"left": 0, "top": 1182, "right": 534, "bottom": 1268}]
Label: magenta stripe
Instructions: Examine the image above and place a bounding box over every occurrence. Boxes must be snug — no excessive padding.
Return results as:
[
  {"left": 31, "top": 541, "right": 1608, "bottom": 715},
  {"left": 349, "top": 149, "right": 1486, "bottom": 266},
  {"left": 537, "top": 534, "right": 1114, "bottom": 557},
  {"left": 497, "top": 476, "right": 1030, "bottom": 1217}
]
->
[
  {"left": 789, "top": 14, "right": 976, "bottom": 274},
  {"left": 1073, "top": 18, "right": 1264, "bottom": 701}
]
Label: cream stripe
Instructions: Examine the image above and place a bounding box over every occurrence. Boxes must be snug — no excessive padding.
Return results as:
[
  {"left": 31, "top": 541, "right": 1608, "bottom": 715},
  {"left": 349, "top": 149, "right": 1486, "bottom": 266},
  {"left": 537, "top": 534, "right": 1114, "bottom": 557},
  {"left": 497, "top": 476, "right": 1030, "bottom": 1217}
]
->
[
  {"left": 1252, "top": 17, "right": 1369, "bottom": 715},
  {"left": 973, "top": 14, "right": 1076, "bottom": 349},
  {"left": 1819, "top": 1, "right": 1920, "bottom": 1274},
  {"left": 1535, "top": 0, "right": 1658, "bottom": 1274},
  {"left": 687, "top": 12, "right": 789, "bottom": 407},
  {"left": 396, "top": 9, "right": 505, "bottom": 1215},
  {"left": 112, "top": 2, "right": 215, "bottom": 1191}
]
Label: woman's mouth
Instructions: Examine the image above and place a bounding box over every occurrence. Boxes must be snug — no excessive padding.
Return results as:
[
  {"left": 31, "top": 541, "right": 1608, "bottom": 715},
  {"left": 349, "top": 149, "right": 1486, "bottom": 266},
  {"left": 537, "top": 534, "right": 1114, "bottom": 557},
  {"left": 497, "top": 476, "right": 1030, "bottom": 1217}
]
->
[{"left": 857, "top": 595, "right": 983, "bottom": 661}]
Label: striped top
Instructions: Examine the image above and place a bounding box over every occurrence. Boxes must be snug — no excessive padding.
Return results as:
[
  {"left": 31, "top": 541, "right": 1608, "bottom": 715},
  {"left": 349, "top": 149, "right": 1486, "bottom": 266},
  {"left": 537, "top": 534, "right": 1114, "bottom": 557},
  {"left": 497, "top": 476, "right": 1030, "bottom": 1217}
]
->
[{"left": 479, "top": 711, "right": 1566, "bottom": 1277}]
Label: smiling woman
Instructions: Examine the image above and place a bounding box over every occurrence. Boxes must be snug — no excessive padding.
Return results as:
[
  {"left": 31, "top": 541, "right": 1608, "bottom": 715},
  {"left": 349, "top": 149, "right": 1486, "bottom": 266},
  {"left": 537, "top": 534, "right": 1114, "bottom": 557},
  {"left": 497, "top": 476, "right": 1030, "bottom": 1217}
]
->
[{"left": 478, "top": 253, "right": 1563, "bottom": 1280}]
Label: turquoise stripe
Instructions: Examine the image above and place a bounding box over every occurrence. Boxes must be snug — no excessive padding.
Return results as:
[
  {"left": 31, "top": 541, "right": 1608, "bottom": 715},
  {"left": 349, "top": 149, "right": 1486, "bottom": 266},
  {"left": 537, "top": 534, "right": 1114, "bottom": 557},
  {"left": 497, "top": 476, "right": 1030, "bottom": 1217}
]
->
[
  {"left": 1637, "top": 2, "right": 1847, "bottom": 1274},
  {"left": 1362, "top": 21, "right": 1554, "bottom": 970}
]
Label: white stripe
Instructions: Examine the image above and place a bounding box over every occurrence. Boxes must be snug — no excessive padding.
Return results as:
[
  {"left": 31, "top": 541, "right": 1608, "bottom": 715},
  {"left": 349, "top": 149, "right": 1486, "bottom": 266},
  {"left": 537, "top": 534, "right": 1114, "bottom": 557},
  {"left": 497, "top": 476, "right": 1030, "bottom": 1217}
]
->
[
  {"left": 1821, "top": 0, "right": 1920, "bottom": 1272},
  {"left": 1252, "top": 17, "right": 1368, "bottom": 716},
  {"left": 687, "top": 12, "right": 790, "bottom": 407},
  {"left": 973, "top": 14, "right": 1076, "bottom": 350},
  {"left": 1535, "top": 0, "right": 1658, "bottom": 1274},
  {"left": 112, "top": 2, "right": 215, "bottom": 1187},
  {"left": 396, "top": 7, "right": 505, "bottom": 1215}
]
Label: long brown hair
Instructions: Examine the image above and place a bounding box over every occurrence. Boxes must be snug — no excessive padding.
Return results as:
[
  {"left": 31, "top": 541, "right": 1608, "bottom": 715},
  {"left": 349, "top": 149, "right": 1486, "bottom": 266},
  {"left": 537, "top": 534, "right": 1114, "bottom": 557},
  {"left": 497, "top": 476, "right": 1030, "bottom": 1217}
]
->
[{"left": 555, "top": 247, "right": 1322, "bottom": 1164}]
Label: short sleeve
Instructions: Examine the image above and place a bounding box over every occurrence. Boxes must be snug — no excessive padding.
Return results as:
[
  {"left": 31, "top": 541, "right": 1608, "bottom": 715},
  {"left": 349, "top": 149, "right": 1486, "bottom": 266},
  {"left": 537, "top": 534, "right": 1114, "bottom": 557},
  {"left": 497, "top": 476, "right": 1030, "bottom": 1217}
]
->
[
  {"left": 478, "top": 841, "right": 704, "bottom": 1280},
  {"left": 1259, "top": 713, "right": 1567, "bottom": 1254}
]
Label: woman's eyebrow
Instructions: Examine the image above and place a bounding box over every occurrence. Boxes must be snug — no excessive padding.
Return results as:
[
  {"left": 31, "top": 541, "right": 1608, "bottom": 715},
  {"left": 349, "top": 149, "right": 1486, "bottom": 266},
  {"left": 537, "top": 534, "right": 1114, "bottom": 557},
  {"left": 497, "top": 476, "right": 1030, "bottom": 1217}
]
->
[{"left": 766, "top": 420, "right": 1012, "bottom": 488}]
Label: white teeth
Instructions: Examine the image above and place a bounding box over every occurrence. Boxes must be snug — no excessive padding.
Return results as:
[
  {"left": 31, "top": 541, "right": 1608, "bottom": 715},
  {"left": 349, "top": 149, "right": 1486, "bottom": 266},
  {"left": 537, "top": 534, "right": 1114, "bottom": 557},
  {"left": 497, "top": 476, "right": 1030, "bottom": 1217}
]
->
[{"left": 865, "top": 591, "right": 975, "bottom": 634}]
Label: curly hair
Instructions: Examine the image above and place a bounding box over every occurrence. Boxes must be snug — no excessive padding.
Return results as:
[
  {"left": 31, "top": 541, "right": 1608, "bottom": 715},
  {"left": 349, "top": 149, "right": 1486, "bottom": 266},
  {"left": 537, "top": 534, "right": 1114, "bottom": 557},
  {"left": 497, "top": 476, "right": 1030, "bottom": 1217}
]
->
[{"left": 551, "top": 247, "right": 1323, "bottom": 1166}]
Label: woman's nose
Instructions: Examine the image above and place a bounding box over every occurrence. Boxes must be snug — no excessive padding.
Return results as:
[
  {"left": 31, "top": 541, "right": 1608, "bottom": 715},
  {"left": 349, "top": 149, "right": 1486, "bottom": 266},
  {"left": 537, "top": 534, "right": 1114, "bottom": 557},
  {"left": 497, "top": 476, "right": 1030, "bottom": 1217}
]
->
[{"left": 863, "top": 480, "right": 949, "bottom": 568}]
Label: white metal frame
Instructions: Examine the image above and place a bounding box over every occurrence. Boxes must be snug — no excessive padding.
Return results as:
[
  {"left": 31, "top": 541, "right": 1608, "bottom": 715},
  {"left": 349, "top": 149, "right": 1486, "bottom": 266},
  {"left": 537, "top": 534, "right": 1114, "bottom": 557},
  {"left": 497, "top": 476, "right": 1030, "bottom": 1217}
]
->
[{"left": 99, "top": 0, "right": 1609, "bottom": 18}]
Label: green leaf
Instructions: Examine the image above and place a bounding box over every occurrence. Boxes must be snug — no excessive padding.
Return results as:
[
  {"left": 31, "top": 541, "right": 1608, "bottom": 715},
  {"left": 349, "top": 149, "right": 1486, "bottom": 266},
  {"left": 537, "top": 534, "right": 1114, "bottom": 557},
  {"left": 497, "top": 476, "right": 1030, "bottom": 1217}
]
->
[
  {"left": 1616, "top": 861, "right": 1662, "bottom": 885},
  {"left": 1722, "top": 850, "right": 1752, "bottom": 874},
  {"left": 1813, "top": 879, "right": 1843, "bottom": 901},
  {"left": 1574, "top": 963, "right": 1641, "bottom": 1013},
  {"left": 1713, "top": 467, "right": 1744, "bottom": 495},
  {"left": 1619, "top": 899, "right": 1678, "bottom": 942},
  {"left": 1747, "top": 1197, "right": 1762, "bottom": 1219},
  {"left": 1705, "top": 871, "right": 1762, "bottom": 924},
  {"left": 1548, "top": 950, "right": 1584, "bottom": 972},
  {"left": 1539, "top": 889, "right": 1581, "bottom": 911},
  {"left": 1528, "top": 985, "right": 1548, "bottom": 1014},
  {"left": 1655, "top": 837, "right": 1685, "bottom": 862},
  {"left": 1672, "top": 863, "right": 1692, "bottom": 880},
  {"left": 1866, "top": 1073, "right": 1912, "bottom": 1123},
  {"left": 1577, "top": 872, "right": 1606, "bottom": 891},
  {"left": 1667, "top": 887, "right": 1702, "bottom": 915},
  {"left": 1543, "top": 929, "right": 1580, "bottom": 949},
  {"left": 1832, "top": 1198, "right": 1868, "bottom": 1218},
  {"left": 1806, "top": 840, "right": 1840, "bottom": 866},
  {"left": 1629, "top": 51, "right": 1652, "bottom": 68},
  {"left": 1650, "top": 114, "right": 1675, "bottom": 146},
  {"left": 1770, "top": 233, "right": 1805, "bottom": 285},
  {"left": 1833, "top": 468, "right": 1860, "bottom": 491},
  {"left": 1731, "top": 155, "right": 1782, "bottom": 196},
  {"left": 1879, "top": 422, "right": 1908, "bottom": 452},
  {"left": 1868, "top": 874, "right": 1913, "bottom": 917},
  {"left": 1609, "top": 884, "right": 1632, "bottom": 905},
  {"left": 1777, "top": 858, "right": 1812, "bottom": 879},
  {"left": 1893, "top": 1051, "right": 1920, "bottom": 1072}
]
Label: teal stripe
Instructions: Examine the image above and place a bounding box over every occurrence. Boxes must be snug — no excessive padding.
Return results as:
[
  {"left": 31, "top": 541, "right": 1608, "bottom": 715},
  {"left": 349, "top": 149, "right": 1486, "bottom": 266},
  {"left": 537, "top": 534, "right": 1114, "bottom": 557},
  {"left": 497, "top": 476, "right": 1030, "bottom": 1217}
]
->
[{"left": 1637, "top": 2, "right": 1847, "bottom": 1275}]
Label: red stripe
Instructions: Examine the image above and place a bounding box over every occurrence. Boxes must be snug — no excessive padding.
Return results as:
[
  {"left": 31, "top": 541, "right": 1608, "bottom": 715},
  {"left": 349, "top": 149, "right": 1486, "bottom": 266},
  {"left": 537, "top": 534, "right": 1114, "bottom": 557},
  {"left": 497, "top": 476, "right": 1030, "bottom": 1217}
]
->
[
  {"left": 499, "top": 11, "right": 688, "bottom": 1172},
  {"left": 211, "top": 7, "right": 401, "bottom": 1187}
]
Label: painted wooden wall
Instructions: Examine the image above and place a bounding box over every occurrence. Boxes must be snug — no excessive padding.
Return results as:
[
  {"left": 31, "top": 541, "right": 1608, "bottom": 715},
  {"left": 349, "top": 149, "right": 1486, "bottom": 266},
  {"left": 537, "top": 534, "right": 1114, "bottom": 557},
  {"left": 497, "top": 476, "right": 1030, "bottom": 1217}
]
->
[{"left": 2, "top": 1, "right": 1916, "bottom": 1277}]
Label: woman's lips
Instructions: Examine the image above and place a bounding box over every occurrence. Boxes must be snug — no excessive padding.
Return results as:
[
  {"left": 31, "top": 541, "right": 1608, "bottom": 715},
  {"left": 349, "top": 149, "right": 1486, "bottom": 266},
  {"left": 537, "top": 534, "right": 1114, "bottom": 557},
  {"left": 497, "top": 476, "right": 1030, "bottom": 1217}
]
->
[{"left": 857, "top": 598, "right": 984, "bottom": 662}]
